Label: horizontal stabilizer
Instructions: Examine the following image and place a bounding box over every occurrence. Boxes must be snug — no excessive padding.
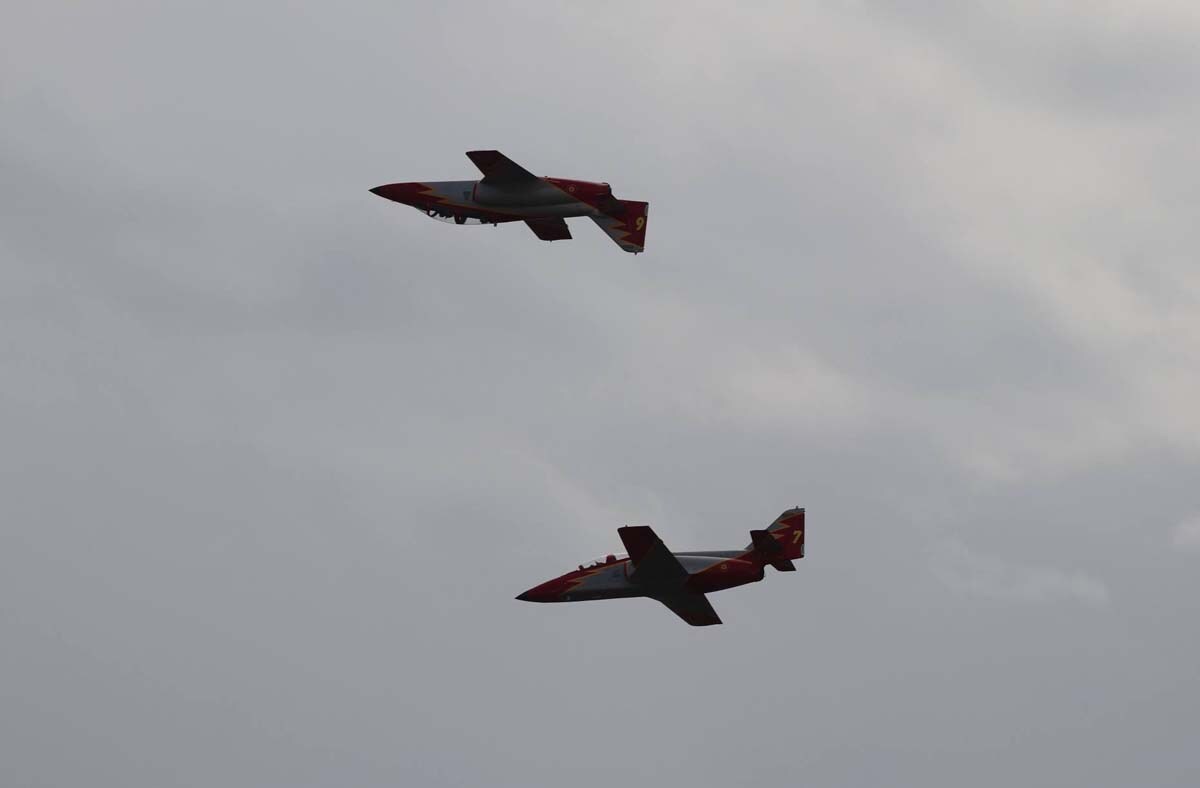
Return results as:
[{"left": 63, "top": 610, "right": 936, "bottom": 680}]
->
[
  {"left": 750, "top": 528, "right": 795, "bottom": 570},
  {"left": 744, "top": 508, "right": 805, "bottom": 560},
  {"left": 750, "top": 529, "right": 783, "bottom": 555}
]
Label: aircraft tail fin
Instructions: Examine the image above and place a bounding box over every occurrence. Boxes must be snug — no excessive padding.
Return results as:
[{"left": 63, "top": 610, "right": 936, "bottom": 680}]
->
[
  {"left": 745, "top": 508, "right": 805, "bottom": 566},
  {"left": 590, "top": 200, "right": 649, "bottom": 254}
]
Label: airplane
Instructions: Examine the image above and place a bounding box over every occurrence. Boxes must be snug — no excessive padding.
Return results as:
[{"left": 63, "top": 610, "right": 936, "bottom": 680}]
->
[
  {"left": 369, "top": 150, "right": 649, "bottom": 253},
  {"left": 516, "top": 508, "right": 805, "bottom": 626}
]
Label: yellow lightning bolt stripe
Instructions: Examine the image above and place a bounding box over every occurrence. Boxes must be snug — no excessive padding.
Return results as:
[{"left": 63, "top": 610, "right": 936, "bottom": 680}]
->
[{"left": 561, "top": 561, "right": 625, "bottom": 594}]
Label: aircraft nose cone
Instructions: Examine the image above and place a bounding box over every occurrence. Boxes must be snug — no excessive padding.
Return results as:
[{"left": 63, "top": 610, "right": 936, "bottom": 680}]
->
[
  {"left": 369, "top": 182, "right": 424, "bottom": 204},
  {"left": 516, "top": 579, "right": 562, "bottom": 603}
]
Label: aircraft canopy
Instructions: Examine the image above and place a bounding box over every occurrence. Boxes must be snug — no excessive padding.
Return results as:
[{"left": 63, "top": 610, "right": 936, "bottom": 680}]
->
[{"left": 579, "top": 553, "right": 628, "bottom": 569}]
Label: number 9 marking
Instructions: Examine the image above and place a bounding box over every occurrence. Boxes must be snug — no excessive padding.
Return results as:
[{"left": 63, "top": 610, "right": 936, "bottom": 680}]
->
[{"left": 635, "top": 217, "right": 645, "bottom": 230}]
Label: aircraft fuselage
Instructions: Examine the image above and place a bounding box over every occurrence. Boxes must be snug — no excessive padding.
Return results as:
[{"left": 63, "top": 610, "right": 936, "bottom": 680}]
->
[
  {"left": 517, "top": 551, "right": 765, "bottom": 603},
  {"left": 370, "top": 150, "right": 649, "bottom": 252},
  {"left": 516, "top": 508, "right": 806, "bottom": 625},
  {"left": 370, "top": 177, "right": 613, "bottom": 223}
]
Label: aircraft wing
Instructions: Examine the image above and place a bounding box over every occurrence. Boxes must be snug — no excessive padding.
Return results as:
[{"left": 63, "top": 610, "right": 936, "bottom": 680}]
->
[
  {"left": 524, "top": 217, "right": 571, "bottom": 241},
  {"left": 617, "top": 525, "right": 661, "bottom": 565},
  {"left": 618, "top": 526, "right": 722, "bottom": 625},
  {"left": 618, "top": 526, "right": 688, "bottom": 585},
  {"left": 466, "top": 150, "right": 538, "bottom": 183},
  {"left": 658, "top": 593, "right": 723, "bottom": 627}
]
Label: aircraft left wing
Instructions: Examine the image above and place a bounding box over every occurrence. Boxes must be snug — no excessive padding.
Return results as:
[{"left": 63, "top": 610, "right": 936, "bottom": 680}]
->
[
  {"left": 524, "top": 217, "right": 571, "bottom": 241},
  {"left": 658, "top": 593, "right": 722, "bottom": 627},
  {"left": 466, "top": 150, "right": 538, "bottom": 183}
]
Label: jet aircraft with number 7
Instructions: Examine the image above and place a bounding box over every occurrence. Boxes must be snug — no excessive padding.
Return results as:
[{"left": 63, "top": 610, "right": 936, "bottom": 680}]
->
[
  {"left": 516, "top": 508, "right": 806, "bottom": 626},
  {"left": 369, "top": 150, "right": 649, "bottom": 253}
]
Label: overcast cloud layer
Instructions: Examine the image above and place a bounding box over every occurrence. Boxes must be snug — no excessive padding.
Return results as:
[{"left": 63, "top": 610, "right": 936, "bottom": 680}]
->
[{"left": 3, "top": 3, "right": 1199, "bottom": 787}]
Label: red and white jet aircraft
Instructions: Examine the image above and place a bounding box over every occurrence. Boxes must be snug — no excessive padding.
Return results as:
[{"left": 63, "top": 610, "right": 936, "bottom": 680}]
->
[
  {"left": 370, "top": 150, "right": 649, "bottom": 253},
  {"left": 517, "top": 508, "right": 806, "bottom": 626}
]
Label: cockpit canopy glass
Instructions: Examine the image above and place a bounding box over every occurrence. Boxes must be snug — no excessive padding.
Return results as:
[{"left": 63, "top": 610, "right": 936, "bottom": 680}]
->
[{"left": 578, "top": 553, "right": 628, "bottom": 570}]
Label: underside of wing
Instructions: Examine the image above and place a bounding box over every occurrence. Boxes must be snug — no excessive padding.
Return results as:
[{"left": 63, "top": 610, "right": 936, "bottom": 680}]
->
[
  {"left": 617, "top": 525, "right": 660, "bottom": 564},
  {"left": 466, "top": 150, "right": 539, "bottom": 184},
  {"left": 618, "top": 526, "right": 721, "bottom": 625},
  {"left": 524, "top": 217, "right": 572, "bottom": 241},
  {"left": 618, "top": 526, "right": 688, "bottom": 587},
  {"left": 657, "top": 593, "right": 722, "bottom": 626}
]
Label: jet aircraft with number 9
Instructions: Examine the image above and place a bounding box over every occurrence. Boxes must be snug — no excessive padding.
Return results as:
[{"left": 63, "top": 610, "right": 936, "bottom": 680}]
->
[{"left": 370, "top": 150, "right": 649, "bottom": 253}]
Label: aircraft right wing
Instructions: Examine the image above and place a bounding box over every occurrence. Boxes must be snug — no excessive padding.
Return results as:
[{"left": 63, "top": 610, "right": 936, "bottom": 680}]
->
[
  {"left": 524, "top": 217, "right": 572, "bottom": 241},
  {"left": 618, "top": 526, "right": 688, "bottom": 585},
  {"left": 466, "top": 150, "right": 539, "bottom": 184},
  {"left": 658, "top": 593, "right": 722, "bottom": 627}
]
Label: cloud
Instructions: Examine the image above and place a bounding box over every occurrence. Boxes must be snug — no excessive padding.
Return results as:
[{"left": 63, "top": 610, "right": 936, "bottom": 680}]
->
[
  {"left": 4, "top": 3, "right": 1200, "bottom": 787},
  {"left": 1172, "top": 515, "right": 1200, "bottom": 549},
  {"left": 930, "top": 539, "right": 1110, "bottom": 606}
]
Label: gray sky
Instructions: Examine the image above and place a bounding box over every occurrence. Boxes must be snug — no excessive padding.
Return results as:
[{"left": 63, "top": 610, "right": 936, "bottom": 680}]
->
[{"left": 3, "top": 2, "right": 1199, "bottom": 786}]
